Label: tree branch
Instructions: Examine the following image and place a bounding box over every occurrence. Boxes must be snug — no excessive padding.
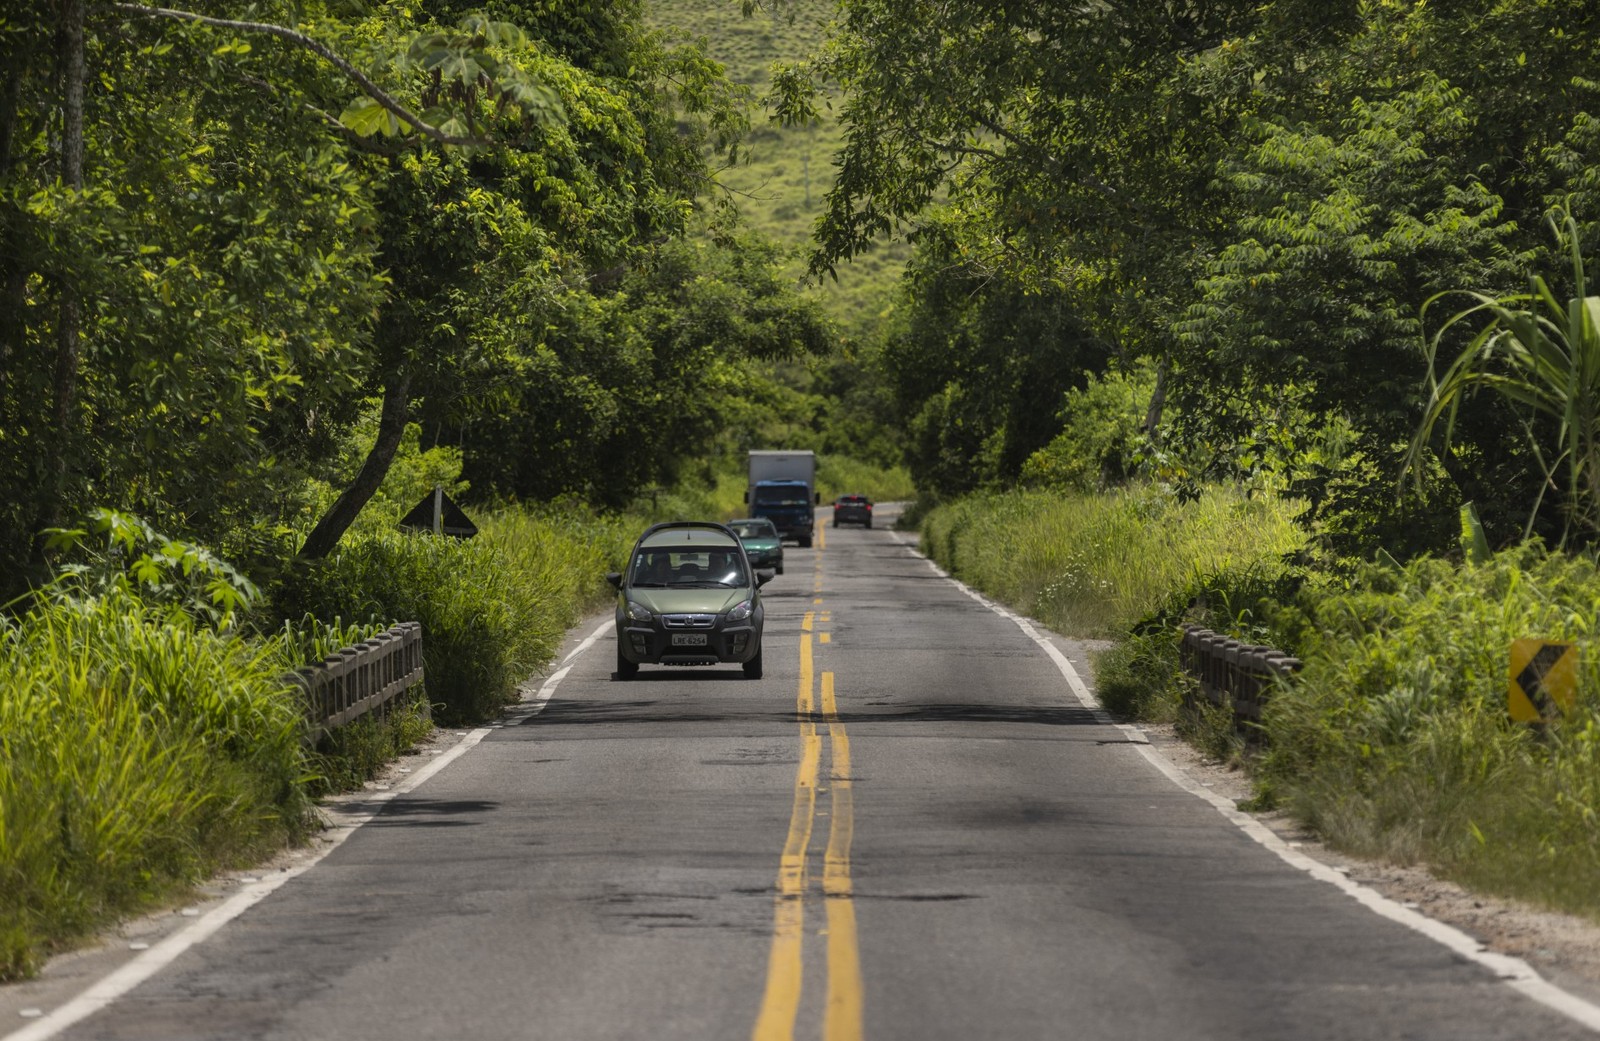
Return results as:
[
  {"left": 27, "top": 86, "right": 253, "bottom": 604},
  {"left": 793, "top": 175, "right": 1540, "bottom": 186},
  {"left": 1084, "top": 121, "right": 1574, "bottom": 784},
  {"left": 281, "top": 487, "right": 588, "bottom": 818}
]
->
[
  {"left": 233, "top": 71, "right": 408, "bottom": 155},
  {"left": 109, "top": 2, "right": 487, "bottom": 146},
  {"left": 956, "top": 104, "right": 1151, "bottom": 220}
]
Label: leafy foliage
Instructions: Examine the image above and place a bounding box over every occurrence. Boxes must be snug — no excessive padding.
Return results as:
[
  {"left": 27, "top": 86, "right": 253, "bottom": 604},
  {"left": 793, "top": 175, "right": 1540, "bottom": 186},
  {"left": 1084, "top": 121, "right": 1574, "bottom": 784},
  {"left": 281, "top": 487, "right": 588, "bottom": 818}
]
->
[
  {"left": 777, "top": 0, "right": 1600, "bottom": 555},
  {"left": 270, "top": 507, "right": 632, "bottom": 724},
  {"left": 0, "top": 590, "right": 313, "bottom": 980},
  {"left": 1258, "top": 546, "right": 1600, "bottom": 912},
  {"left": 447, "top": 227, "right": 833, "bottom": 508},
  {"left": 39, "top": 510, "right": 261, "bottom": 629},
  {"left": 1409, "top": 212, "right": 1600, "bottom": 544},
  {"left": 1021, "top": 362, "right": 1157, "bottom": 493},
  {"left": 882, "top": 216, "right": 1111, "bottom": 497}
]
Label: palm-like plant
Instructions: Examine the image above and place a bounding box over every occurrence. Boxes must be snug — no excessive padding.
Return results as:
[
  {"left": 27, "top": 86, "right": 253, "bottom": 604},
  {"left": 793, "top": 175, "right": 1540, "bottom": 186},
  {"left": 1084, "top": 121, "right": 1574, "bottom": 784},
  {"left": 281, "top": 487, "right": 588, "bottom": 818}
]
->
[{"left": 1406, "top": 211, "right": 1600, "bottom": 545}]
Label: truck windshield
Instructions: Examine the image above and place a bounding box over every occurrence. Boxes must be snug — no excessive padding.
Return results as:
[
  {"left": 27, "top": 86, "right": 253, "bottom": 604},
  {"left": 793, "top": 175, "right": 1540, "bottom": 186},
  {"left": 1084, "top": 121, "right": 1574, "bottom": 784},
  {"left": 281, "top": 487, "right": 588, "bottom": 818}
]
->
[{"left": 754, "top": 489, "right": 808, "bottom": 506}]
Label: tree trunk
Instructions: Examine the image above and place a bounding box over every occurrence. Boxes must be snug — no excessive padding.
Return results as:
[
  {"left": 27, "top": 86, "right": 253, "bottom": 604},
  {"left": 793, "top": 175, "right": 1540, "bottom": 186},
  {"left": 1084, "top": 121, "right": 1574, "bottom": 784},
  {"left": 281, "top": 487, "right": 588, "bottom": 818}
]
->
[
  {"left": 1143, "top": 354, "right": 1169, "bottom": 446},
  {"left": 297, "top": 366, "right": 413, "bottom": 559},
  {"left": 0, "top": 61, "right": 24, "bottom": 409},
  {"left": 34, "top": 0, "right": 85, "bottom": 556},
  {"left": 0, "top": 55, "right": 22, "bottom": 178}
]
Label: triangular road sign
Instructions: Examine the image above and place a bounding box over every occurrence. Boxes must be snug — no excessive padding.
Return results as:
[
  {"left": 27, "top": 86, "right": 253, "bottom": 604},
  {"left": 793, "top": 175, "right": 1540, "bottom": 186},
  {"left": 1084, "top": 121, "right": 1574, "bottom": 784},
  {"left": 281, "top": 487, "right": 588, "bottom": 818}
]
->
[{"left": 398, "top": 486, "right": 478, "bottom": 538}]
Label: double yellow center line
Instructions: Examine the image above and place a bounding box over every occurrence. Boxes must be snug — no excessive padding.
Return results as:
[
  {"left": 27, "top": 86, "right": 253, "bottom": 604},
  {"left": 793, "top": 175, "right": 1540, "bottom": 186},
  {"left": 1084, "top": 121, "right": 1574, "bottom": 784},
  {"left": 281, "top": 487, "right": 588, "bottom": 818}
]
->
[{"left": 751, "top": 607, "right": 863, "bottom": 1041}]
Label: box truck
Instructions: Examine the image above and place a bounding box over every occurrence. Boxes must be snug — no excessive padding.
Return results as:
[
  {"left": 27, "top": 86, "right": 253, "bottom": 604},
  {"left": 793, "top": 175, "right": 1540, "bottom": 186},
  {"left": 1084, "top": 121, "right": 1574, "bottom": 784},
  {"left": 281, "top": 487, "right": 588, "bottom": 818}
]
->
[{"left": 747, "top": 451, "right": 819, "bottom": 547}]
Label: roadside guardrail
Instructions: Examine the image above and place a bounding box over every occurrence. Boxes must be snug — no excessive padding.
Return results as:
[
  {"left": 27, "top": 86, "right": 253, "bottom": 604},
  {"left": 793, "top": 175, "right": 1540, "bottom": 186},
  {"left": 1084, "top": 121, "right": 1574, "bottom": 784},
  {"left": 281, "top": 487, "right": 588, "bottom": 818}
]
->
[
  {"left": 288, "top": 622, "right": 424, "bottom": 741},
  {"left": 1178, "top": 624, "right": 1301, "bottom": 728}
]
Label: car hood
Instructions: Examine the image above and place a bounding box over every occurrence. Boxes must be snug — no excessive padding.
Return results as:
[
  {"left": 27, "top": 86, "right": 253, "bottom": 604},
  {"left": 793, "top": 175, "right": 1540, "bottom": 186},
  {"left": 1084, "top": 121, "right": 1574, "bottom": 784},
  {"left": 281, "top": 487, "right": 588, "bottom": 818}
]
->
[{"left": 628, "top": 587, "right": 751, "bottom": 615}]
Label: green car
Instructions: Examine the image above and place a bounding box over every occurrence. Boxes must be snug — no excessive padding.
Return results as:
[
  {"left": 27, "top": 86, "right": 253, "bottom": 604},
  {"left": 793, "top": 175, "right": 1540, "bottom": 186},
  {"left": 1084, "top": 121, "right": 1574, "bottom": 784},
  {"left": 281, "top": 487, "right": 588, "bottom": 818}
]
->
[
  {"left": 607, "top": 521, "right": 774, "bottom": 680},
  {"left": 728, "top": 517, "right": 785, "bottom": 574}
]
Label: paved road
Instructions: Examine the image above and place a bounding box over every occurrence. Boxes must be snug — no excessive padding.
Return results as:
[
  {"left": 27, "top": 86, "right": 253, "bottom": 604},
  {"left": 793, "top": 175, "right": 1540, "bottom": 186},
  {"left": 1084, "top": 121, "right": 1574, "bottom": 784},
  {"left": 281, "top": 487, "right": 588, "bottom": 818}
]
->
[{"left": 9, "top": 509, "right": 1600, "bottom": 1040}]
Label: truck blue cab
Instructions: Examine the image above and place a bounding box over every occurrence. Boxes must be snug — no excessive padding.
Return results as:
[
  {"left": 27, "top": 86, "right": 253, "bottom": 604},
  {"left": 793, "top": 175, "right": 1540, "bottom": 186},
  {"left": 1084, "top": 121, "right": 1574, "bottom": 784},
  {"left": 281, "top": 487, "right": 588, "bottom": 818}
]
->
[{"left": 746, "top": 450, "right": 819, "bottom": 548}]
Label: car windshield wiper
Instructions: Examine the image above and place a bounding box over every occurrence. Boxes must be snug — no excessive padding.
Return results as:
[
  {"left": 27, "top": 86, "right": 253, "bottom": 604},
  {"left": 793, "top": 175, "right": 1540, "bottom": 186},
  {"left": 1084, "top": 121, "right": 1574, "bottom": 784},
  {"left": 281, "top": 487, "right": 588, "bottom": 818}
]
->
[{"left": 631, "top": 581, "right": 669, "bottom": 588}]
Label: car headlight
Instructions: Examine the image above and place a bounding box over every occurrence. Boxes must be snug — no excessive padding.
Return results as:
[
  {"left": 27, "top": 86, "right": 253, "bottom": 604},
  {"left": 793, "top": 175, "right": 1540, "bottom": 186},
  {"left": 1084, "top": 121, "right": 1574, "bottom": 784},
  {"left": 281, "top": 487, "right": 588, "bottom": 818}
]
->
[
  {"left": 726, "top": 599, "right": 754, "bottom": 623},
  {"left": 626, "top": 600, "right": 654, "bottom": 623}
]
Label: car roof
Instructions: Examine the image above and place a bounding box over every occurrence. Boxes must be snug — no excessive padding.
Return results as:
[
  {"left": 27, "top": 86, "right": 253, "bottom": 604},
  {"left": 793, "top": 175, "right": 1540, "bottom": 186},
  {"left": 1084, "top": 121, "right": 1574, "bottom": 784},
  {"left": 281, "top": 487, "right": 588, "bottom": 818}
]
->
[
  {"left": 636, "top": 522, "right": 739, "bottom": 550},
  {"left": 729, "top": 517, "right": 775, "bottom": 528}
]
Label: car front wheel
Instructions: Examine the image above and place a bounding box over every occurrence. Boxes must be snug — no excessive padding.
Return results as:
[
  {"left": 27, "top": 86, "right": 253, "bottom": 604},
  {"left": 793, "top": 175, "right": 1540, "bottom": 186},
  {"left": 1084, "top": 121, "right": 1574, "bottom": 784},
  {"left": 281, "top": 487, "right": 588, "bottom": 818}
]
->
[
  {"left": 616, "top": 641, "right": 638, "bottom": 680},
  {"left": 743, "top": 645, "right": 763, "bottom": 679}
]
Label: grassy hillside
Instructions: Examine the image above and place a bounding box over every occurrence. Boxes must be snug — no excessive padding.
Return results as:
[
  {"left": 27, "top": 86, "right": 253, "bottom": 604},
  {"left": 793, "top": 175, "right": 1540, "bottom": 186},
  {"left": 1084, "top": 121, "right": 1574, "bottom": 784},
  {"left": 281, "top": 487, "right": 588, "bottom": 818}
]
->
[{"left": 649, "top": 0, "right": 908, "bottom": 332}]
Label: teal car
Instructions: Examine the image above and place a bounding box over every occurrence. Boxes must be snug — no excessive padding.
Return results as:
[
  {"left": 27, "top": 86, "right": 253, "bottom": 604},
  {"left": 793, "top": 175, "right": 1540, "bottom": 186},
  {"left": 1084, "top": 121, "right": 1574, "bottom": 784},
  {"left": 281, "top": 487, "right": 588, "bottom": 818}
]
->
[
  {"left": 728, "top": 517, "right": 785, "bottom": 575},
  {"left": 607, "top": 521, "right": 774, "bottom": 680}
]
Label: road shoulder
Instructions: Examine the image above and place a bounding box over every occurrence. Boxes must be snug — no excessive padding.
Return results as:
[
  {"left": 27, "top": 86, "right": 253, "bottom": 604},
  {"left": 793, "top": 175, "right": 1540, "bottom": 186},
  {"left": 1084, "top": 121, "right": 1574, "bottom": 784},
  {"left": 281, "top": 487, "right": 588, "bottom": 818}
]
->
[{"left": 1136, "top": 716, "right": 1600, "bottom": 1010}]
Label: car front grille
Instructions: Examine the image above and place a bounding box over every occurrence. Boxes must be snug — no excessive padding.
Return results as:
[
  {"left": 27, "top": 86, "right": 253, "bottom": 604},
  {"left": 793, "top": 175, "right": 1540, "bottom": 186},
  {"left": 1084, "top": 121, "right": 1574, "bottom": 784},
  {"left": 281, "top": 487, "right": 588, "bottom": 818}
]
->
[{"left": 661, "top": 613, "right": 717, "bottom": 629}]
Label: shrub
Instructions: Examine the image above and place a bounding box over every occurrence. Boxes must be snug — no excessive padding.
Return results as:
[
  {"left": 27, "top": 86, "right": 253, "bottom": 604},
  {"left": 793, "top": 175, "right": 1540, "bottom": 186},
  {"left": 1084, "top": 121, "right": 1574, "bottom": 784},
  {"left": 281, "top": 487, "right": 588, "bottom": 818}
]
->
[
  {"left": 0, "top": 591, "right": 312, "bottom": 980},
  {"left": 1021, "top": 362, "right": 1156, "bottom": 492},
  {"left": 1259, "top": 546, "right": 1600, "bottom": 912},
  {"left": 920, "top": 484, "right": 1307, "bottom": 638},
  {"left": 269, "top": 507, "right": 633, "bottom": 724}
]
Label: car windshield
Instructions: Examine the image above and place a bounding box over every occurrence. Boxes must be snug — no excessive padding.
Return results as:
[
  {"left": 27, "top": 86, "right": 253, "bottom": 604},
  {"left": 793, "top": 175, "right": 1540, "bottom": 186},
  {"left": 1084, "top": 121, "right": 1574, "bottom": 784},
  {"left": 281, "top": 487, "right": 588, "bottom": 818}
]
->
[
  {"left": 730, "top": 521, "right": 776, "bottom": 539},
  {"left": 629, "top": 547, "right": 748, "bottom": 588}
]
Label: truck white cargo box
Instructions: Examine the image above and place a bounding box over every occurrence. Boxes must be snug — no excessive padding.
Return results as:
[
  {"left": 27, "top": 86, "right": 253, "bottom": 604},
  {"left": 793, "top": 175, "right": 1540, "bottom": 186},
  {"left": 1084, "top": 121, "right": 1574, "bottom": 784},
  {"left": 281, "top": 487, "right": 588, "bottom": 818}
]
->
[{"left": 747, "top": 450, "right": 817, "bottom": 488}]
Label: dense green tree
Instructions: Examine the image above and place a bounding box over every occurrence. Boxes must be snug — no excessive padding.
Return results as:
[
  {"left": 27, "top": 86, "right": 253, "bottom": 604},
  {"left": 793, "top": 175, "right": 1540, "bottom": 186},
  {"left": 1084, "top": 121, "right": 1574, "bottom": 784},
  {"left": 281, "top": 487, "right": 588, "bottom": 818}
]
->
[
  {"left": 0, "top": 0, "right": 759, "bottom": 581},
  {"left": 882, "top": 213, "right": 1109, "bottom": 497},
  {"left": 449, "top": 227, "right": 832, "bottom": 507},
  {"left": 1168, "top": 3, "right": 1600, "bottom": 549},
  {"left": 768, "top": 1, "right": 1322, "bottom": 496},
  {"left": 781, "top": 0, "right": 1600, "bottom": 550},
  {"left": 0, "top": 2, "right": 401, "bottom": 582}
]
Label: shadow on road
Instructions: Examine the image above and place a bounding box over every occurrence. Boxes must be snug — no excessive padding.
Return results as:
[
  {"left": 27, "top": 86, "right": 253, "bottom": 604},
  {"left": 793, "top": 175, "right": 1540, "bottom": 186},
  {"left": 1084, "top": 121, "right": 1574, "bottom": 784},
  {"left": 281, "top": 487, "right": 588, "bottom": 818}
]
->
[
  {"left": 516, "top": 698, "right": 1103, "bottom": 731},
  {"left": 358, "top": 797, "right": 502, "bottom": 827},
  {"left": 837, "top": 703, "right": 1103, "bottom": 727}
]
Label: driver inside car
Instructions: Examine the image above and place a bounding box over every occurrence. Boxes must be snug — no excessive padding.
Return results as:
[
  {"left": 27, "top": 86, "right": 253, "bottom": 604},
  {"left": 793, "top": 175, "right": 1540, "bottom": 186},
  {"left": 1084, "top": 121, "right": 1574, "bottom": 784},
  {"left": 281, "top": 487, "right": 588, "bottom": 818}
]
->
[{"left": 707, "top": 551, "right": 742, "bottom": 585}]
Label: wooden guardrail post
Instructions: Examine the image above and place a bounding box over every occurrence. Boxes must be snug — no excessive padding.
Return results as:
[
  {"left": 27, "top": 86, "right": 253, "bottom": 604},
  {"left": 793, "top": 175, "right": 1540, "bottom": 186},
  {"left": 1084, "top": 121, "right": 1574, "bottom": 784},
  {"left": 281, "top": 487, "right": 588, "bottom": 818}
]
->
[
  {"left": 1177, "top": 625, "right": 1301, "bottom": 733},
  {"left": 293, "top": 622, "right": 426, "bottom": 744}
]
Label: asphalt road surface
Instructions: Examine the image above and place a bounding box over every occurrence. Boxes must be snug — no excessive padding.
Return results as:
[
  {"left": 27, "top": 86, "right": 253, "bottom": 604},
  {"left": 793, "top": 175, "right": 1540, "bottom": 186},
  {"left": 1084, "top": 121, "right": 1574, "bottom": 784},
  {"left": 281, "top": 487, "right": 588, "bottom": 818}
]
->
[{"left": 8, "top": 507, "right": 1600, "bottom": 1041}]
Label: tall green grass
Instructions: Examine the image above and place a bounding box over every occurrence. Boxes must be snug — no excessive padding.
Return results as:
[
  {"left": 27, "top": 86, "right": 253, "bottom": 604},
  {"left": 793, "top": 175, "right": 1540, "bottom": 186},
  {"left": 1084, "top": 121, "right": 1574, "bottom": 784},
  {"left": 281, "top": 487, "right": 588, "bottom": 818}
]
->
[
  {"left": 310, "top": 690, "right": 435, "bottom": 794},
  {"left": 1260, "top": 547, "right": 1600, "bottom": 914},
  {"left": 920, "top": 484, "right": 1308, "bottom": 638},
  {"left": 270, "top": 507, "right": 636, "bottom": 724},
  {"left": 0, "top": 592, "right": 313, "bottom": 980},
  {"left": 476, "top": 505, "right": 636, "bottom": 623},
  {"left": 817, "top": 457, "right": 915, "bottom": 503},
  {"left": 4, "top": 504, "right": 642, "bottom": 980}
]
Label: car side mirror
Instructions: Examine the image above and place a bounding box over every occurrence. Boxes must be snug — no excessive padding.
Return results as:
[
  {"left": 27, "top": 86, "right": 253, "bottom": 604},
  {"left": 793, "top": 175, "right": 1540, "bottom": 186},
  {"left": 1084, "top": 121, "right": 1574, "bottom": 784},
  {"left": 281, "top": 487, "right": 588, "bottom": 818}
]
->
[
  {"left": 756, "top": 569, "right": 776, "bottom": 587},
  {"left": 605, "top": 572, "right": 623, "bottom": 590}
]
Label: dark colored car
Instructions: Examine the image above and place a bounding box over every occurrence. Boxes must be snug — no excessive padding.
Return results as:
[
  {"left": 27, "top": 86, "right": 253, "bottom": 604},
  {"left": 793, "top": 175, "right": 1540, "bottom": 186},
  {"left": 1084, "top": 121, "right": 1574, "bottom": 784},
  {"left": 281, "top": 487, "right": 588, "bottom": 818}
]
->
[
  {"left": 728, "top": 517, "right": 785, "bottom": 574},
  {"left": 832, "top": 494, "right": 873, "bottom": 528},
  {"left": 607, "top": 521, "right": 774, "bottom": 680}
]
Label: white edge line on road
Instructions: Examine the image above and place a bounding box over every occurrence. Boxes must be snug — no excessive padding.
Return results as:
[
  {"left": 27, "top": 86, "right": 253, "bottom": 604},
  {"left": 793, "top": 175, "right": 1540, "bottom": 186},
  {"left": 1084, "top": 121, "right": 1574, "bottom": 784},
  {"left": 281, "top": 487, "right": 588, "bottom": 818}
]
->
[
  {"left": 2, "top": 616, "right": 615, "bottom": 1041},
  {"left": 886, "top": 531, "right": 1600, "bottom": 1034}
]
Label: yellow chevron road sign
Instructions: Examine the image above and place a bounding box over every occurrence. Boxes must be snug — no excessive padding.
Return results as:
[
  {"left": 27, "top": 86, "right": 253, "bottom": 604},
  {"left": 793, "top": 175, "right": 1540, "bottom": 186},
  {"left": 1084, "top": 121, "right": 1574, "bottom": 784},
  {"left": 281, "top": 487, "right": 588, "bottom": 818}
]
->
[{"left": 1508, "top": 639, "right": 1577, "bottom": 723}]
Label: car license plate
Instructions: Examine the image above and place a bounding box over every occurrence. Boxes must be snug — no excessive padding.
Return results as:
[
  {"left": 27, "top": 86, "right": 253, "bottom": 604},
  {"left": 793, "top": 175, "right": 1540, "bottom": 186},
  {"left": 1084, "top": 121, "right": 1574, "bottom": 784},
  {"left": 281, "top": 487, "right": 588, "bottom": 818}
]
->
[{"left": 671, "top": 633, "right": 708, "bottom": 647}]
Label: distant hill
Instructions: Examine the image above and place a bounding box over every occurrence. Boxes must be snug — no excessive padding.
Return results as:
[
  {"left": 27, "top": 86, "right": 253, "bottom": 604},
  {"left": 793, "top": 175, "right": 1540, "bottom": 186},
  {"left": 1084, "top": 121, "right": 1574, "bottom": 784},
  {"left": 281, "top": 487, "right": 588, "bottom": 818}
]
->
[{"left": 648, "top": 0, "right": 908, "bottom": 333}]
